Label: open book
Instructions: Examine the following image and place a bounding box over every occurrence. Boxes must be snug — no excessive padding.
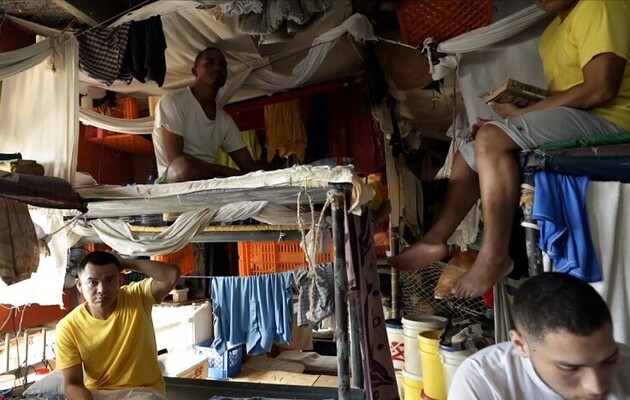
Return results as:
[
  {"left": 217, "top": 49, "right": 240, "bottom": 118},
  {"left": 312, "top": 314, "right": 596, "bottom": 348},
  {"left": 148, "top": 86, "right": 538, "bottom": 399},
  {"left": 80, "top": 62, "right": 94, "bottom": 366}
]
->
[{"left": 481, "top": 79, "right": 551, "bottom": 107}]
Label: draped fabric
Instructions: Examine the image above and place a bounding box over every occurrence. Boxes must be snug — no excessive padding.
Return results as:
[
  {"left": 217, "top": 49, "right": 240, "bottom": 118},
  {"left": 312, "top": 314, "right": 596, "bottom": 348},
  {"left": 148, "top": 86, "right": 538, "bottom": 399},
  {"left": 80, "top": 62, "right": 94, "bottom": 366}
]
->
[
  {"left": 0, "top": 34, "right": 79, "bottom": 183},
  {"left": 0, "top": 38, "right": 52, "bottom": 80},
  {"left": 345, "top": 208, "right": 398, "bottom": 400}
]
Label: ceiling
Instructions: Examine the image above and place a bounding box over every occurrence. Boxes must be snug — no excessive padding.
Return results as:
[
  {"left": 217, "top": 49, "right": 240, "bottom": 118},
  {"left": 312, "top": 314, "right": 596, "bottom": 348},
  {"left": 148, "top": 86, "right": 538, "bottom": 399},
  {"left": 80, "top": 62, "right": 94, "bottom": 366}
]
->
[
  {"left": 0, "top": 0, "right": 399, "bottom": 31},
  {"left": 0, "top": 0, "right": 158, "bottom": 29}
]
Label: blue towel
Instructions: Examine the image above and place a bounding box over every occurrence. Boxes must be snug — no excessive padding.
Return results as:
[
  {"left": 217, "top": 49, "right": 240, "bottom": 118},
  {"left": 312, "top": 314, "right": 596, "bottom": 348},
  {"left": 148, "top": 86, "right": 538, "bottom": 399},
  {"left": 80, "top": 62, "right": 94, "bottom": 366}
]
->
[
  {"left": 532, "top": 172, "right": 601, "bottom": 282},
  {"left": 211, "top": 273, "right": 293, "bottom": 355}
]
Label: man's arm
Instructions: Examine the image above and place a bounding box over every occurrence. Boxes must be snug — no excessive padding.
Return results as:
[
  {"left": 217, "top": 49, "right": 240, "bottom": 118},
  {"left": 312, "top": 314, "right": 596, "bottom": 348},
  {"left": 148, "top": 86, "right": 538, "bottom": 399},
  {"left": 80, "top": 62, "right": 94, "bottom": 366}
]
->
[
  {"left": 228, "top": 147, "right": 264, "bottom": 173},
  {"left": 63, "top": 364, "right": 93, "bottom": 400},
  {"left": 159, "top": 126, "right": 245, "bottom": 179},
  {"left": 118, "top": 256, "right": 181, "bottom": 302},
  {"left": 492, "top": 53, "right": 626, "bottom": 118}
]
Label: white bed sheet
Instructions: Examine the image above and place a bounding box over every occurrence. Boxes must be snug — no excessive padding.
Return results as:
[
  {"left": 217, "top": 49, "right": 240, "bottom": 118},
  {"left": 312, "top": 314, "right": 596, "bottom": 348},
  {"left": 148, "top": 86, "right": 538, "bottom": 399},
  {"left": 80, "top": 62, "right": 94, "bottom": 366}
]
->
[{"left": 76, "top": 165, "right": 374, "bottom": 218}]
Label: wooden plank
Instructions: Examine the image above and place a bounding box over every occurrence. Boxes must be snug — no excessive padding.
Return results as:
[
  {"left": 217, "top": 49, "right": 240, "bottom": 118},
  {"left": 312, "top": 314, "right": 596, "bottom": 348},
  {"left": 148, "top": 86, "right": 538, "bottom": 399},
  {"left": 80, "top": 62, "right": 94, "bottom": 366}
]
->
[
  {"left": 231, "top": 369, "right": 320, "bottom": 387},
  {"left": 313, "top": 375, "right": 338, "bottom": 388}
]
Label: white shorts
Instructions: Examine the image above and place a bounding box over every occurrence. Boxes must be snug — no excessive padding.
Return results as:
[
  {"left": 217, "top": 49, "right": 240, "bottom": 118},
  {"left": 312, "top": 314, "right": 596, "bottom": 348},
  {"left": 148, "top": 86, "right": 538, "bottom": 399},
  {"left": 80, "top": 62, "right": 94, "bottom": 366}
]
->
[
  {"left": 92, "top": 388, "right": 168, "bottom": 400},
  {"left": 459, "top": 107, "right": 623, "bottom": 172}
]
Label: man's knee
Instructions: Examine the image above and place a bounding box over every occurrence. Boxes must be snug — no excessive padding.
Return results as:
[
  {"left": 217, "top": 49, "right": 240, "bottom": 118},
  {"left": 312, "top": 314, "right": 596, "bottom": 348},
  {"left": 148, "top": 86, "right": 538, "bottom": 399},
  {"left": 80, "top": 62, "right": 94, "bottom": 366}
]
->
[
  {"left": 166, "top": 156, "right": 198, "bottom": 183},
  {"left": 474, "top": 124, "right": 518, "bottom": 156}
]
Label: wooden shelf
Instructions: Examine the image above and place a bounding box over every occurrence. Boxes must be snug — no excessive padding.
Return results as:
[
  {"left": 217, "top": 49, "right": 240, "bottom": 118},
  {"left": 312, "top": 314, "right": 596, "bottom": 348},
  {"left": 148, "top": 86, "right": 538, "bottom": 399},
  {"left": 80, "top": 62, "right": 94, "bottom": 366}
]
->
[{"left": 85, "top": 134, "right": 154, "bottom": 154}]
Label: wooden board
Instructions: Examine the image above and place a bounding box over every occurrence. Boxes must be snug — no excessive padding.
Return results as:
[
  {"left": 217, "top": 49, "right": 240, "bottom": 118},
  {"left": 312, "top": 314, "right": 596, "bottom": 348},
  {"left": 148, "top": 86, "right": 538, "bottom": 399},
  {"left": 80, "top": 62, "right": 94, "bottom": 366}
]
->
[
  {"left": 231, "top": 369, "right": 320, "bottom": 387},
  {"left": 313, "top": 375, "right": 338, "bottom": 388}
]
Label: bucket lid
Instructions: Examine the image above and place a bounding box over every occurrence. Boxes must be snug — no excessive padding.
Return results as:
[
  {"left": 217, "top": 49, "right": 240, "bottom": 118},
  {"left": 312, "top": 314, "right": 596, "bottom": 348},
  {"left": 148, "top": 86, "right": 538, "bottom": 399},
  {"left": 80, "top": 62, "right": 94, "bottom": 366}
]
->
[
  {"left": 402, "top": 315, "right": 448, "bottom": 325},
  {"left": 386, "top": 318, "right": 403, "bottom": 329},
  {"left": 439, "top": 344, "right": 455, "bottom": 352}
]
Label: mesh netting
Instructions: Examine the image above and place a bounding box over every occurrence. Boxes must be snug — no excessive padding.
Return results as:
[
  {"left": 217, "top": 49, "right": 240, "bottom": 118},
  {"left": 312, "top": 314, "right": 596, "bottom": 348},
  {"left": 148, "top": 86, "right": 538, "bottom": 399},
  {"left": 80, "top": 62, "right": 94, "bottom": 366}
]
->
[{"left": 400, "top": 262, "right": 487, "bottom": 320}]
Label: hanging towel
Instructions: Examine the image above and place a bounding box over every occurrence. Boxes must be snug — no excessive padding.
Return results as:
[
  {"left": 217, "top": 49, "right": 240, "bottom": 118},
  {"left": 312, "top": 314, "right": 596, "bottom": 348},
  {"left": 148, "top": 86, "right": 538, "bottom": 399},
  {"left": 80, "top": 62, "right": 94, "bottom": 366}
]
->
[
  {"left": 211, "top": 273, "right": 293, "bottom": 355},
  {"left": 76, "top": 23, "right": 133, "bottom": 86},
  {"left": 0, "top": 199, "right": 40, "bottom": 283},
  {"left": 293, "top": 263, "right": 335, "bottom": 326},
  {"left": 124, "top": 16, "right": 167, "bottom": 87},
  {"left": 532, "top": 171, "right": 601, "bottom": 282}
]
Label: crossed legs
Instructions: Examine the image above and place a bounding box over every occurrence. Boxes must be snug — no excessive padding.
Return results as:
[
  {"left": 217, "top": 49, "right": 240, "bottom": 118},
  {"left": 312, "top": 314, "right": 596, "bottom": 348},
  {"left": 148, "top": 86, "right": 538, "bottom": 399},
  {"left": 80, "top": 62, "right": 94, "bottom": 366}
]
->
[{"left": 389, "top": 124, "right": 521, "bottom": 298}]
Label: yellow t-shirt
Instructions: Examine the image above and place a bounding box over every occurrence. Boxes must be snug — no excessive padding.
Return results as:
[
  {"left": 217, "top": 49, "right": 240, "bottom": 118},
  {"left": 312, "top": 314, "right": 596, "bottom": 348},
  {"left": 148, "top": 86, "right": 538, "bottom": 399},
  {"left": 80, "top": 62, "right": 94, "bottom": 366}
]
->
[
  {"left": 538, "top": 0, "right": 630, "bottom": 130},
  {"left": 55, "top": 279, "right": 165, "bottom": 393}
]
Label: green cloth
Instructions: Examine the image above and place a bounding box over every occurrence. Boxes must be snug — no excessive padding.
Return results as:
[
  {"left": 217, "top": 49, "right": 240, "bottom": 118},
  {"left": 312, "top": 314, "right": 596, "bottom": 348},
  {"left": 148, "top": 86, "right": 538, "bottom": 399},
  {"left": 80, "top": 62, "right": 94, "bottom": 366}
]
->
[{"left": 537, "top": 131, "right": 630, "bottom": 151}]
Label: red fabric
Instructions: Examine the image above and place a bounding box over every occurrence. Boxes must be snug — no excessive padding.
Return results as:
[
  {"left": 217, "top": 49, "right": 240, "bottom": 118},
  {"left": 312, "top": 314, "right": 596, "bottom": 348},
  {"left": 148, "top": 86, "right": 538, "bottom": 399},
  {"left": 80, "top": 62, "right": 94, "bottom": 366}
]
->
[{"left": 328, "top": 85, "right": 384, "bottom": 175}]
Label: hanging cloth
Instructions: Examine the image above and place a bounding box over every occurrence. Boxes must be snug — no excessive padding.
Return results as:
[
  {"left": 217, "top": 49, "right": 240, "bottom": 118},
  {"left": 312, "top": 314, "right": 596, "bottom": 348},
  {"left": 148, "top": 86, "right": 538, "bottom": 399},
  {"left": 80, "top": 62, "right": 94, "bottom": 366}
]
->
[
  {"left": 76, "top": 23, "right": 133, "bottom": 86},
  {"left": 124, "top": 16, "right": 167, "bottom": 87},
  {"left": 264, "top": 99, "right": 307, "bottom": 162},
  {"left": 0, "top": 199, "right": 39, "bottom": 284}
]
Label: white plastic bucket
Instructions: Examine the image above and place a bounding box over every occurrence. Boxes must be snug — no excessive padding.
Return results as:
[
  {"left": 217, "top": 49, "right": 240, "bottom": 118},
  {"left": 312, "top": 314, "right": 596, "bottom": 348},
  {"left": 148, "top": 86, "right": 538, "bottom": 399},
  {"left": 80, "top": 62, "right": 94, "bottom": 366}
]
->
[
  {"left": 386, "top": 319, "right": 405, "bottom": 371},
  {"left": 440, "top": 347, "right": 473, "bottom": 391},
  {"left": 395, "top": 370, "right": 404, "bottom": 400},
  {"left": 0, "top": 374, "right": 14, "bottom": 400},
  {"left": 401, "top": 316, "right": 448, "bottom": 376}
]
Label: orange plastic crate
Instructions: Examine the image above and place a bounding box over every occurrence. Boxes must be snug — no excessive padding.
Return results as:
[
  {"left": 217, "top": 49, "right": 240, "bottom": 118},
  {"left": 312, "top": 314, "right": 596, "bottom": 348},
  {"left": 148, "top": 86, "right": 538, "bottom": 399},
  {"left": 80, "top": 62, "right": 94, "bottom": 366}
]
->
[
  {"left": 397, "top": 0, "right": 494, "bottom": 46},
  {"left": 238, "top": 240, "right": 334, "bottom": 276},
  {"left": 152, "top": 244, "right": 195, "bottom": 276}
]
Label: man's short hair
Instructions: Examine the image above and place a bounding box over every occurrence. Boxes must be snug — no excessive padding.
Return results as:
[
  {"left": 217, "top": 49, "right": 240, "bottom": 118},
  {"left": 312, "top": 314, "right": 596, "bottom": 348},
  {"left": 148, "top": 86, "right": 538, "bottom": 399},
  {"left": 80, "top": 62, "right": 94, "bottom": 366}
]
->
[
  {"left": 74, "top": 251, "right": 122, "bottom": 277},
  {"left": 513, "top": 272, "right": 611, "bottom": 340},
  {"left": 194, "top": 47, "right": 224, "bottom": 67}
]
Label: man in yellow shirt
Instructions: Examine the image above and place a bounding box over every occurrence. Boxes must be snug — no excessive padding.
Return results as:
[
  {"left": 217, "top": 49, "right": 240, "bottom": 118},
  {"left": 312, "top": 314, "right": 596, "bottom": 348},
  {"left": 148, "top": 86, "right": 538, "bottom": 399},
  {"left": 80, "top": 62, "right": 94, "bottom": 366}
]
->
[
  {"left": 390, "top": 0, "right": 630, "bottom": 297},
  {"left": 55, "top": 251, "right": 181, "bottom": 400}
]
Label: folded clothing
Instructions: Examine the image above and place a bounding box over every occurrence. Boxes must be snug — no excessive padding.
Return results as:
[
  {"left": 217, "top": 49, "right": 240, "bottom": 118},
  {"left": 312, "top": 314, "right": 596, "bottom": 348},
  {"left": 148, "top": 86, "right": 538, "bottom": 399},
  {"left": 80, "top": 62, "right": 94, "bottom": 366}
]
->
[{"left": 0, "top": 159, "right": 45, "bottom": 175}]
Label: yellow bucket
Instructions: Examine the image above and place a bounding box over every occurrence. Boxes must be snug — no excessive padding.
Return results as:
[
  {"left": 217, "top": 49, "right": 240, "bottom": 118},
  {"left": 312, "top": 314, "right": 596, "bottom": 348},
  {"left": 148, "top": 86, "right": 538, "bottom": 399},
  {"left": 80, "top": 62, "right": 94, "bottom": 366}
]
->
[
  {"left": 402, "top": 370, "right": 423, "bottom": 400},
  {"left": 418, "top": 330, "right": 447, "bottom": 400}
]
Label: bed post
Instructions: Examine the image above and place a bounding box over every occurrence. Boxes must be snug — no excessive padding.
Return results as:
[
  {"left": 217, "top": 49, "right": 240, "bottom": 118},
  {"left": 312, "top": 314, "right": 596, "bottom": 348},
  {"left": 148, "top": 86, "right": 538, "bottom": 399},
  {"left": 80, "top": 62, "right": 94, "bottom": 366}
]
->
[{"left": 330, "top": 186, "right": 350, "bottom": 400}]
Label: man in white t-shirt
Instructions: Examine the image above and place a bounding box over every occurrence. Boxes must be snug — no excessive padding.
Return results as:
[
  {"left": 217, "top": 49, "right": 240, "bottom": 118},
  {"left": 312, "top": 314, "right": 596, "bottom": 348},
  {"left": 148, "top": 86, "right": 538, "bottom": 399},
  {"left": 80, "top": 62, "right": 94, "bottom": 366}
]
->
[
  {"left": 449, "top": 272, "right": 630, "bottom": 399},
  {"left": 153, "top": 47, "right": 260, "bottom": 182}
]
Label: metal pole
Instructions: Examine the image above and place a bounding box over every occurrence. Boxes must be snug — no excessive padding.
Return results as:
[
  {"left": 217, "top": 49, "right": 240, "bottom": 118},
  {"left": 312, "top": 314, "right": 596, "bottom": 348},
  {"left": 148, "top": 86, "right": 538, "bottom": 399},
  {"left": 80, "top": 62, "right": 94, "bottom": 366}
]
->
[
  {"left": 330, "top": 186, "right": 350, "bottom": 400},
  {"left": 390, "top": 225, "right": 400, "bottom": 319},
  {"left": 349, "top": 298, "right": 363, "bottom": 388}
]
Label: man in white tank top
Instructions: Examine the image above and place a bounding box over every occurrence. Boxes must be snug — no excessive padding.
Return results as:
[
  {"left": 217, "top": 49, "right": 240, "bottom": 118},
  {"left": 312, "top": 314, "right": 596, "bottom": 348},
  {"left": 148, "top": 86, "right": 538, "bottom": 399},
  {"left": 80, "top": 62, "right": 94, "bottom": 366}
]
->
[{"left": 153, "top": 48, "right": 260, "bottom": 182}]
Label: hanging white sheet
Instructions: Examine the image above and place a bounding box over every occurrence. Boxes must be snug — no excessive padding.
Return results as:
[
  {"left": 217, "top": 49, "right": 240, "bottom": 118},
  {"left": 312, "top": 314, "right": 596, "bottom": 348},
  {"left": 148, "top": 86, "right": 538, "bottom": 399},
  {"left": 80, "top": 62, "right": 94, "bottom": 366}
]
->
[
  {"left": 0, "top": 33, "right": 79, "bottom": 183},
  {"left": 587, "top": 181, "right": 630, "bottom": 345}
]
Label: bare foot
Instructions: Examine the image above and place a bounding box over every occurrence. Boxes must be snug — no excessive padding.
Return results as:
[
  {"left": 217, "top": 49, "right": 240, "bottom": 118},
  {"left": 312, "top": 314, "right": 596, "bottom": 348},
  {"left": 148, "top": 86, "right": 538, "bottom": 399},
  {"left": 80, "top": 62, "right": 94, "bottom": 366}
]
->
[
  {"left": 452, "top": 256, "right": 513, "bottom": 298},
  {"left": 388, "top": 241, "right": 448, "bottom": 270}
]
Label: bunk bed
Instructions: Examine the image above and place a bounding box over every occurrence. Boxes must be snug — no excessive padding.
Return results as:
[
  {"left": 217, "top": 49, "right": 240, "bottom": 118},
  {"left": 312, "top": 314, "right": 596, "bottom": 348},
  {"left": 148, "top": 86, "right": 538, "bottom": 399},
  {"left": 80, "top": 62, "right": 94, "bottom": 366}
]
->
[{"left": 68, "top": 165, "right": 397, "bottom": 400}]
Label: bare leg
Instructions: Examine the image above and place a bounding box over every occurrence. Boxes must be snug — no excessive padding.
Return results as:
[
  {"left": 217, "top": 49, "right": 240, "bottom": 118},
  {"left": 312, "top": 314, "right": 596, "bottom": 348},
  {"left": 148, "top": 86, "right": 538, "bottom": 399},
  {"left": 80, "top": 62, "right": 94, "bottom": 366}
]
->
[
  {"left": 167, "top": 155, "right": 218, "bottom": 183},
  {"left": 389, "top": 152, "right": 480, "bottom": 270},
  {"left": 454, "top": 125, "right": 518, "bottom": 298}
]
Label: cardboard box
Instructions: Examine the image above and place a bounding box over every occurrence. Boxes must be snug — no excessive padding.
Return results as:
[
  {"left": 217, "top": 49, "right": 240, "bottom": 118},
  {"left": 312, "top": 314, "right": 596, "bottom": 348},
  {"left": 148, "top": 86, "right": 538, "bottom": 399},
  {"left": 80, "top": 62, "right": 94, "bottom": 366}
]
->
[{"left": 158, "top": 351, "right": 208, "bottom": 379}]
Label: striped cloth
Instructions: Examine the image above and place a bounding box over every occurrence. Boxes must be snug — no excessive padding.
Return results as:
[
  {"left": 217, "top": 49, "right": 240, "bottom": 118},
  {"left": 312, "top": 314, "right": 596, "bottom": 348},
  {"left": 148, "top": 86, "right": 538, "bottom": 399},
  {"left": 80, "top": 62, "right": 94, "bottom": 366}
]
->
[{"left": 77, "top": 23, "right": 133, "bottom": 86}]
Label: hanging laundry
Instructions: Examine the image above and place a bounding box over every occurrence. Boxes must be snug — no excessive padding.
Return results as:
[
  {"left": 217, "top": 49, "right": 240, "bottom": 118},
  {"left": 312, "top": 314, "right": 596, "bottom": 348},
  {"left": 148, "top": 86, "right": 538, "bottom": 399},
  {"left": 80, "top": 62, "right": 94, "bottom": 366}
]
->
[
  {"left": 293, "top": 263, "right": 335, "bottom": 326},
  {"left": 211, "top": 273, "right": 293, "bottom": 355},
  {"left": 0, "top": 199, "right": 39, "bottom": 284},
  {"left": 76, "top": 23, "right": 133, "bottom": 86},
  {"left": 532, "top": 171, "right": 601, "bottom": 282},
  {"left": 219, "top": 0, "right": 263, "bottom": 17},
  {"left": 124, "top": 16, "right": 168, "bottom": 87},
  {"left": 264, "top": 99, "right": 307, "bottom": 162},
  {"left": 238, "top": 0, "right": 332, "bottom": 38}
]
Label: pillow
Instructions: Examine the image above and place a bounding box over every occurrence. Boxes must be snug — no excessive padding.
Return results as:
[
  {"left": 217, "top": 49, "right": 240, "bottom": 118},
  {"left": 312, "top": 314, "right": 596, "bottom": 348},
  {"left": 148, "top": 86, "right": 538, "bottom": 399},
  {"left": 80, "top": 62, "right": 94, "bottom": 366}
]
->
[
  {"left": 22, "top": 369, "right": 65, "bottom": 400},
  {"left": 0, "top": 171, "right": 86, "bottom": 212}
]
